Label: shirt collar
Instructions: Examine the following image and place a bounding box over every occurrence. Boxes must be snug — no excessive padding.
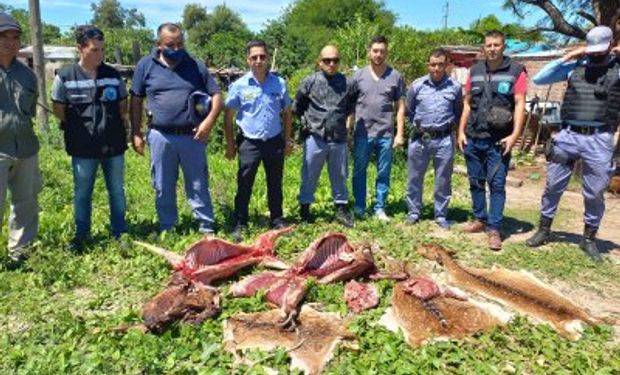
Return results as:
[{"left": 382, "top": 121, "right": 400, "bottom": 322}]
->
[{"left": 423, "top": 73, "right": 449, "bottom": 87}]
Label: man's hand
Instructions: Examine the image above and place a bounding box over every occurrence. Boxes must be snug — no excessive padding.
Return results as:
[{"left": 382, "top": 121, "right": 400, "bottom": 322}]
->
[
  {"left": 194, "top": 120, "right": 214, "bottom": 141},
  {"left": 284, "top": 139, "right": 294, "bottom": 156},
  {"left": 563, "top": 46, "right": 586, "bottom": 62},
  {"left": 132, "top": 133, "right": 145, "bottom": 156},
  {"left": 393, "top": 133, "right": 406, "bottom": 149},
  {"left": 500, "top": 134, "right": 518, "bottom": 156},
  {"left": 457, "top": 130, "right": 468, "bottom": 152},
  {"left": 225, "top": 142, "right": 237, "bottom": 160}
]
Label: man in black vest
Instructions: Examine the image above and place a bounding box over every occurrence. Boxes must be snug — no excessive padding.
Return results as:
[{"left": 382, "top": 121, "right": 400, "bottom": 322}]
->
[
  {"left": 457, "top": 30, "right": 527, "bottom": 251},
  {"left": 525, "top": 26, "right": 619, "bottom": 261},
  {"left": 51, "top": 26, "right": 128, "bottom": 249}
]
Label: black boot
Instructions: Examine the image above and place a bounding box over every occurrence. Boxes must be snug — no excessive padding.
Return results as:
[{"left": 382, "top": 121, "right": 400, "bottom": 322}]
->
[
  {"left": 300, "top": 204, "right": 314, "bottom": 223},
  {"left": 335, "top": 204, "right": 353, "bottom": 228},
  {"left": 525, "top": 215, "right": 553, "bottom": 247},
  {"left": 580, "top": 224, "right": 602, "bottom": 261}
]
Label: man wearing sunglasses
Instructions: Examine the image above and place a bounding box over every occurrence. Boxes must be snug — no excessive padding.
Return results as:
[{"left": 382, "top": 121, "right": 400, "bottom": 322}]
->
[
  {"left": 350, "top": 35, "right": 406, "bottom": 222},
  {"left": 130, "top": 23, "right": 223, "bottom": 235},
  {"left": 224, "top": 40, "right": 293, "bottom": 241},
  {"left": 0, "top": 12, "right": 41, "bottom": 268},
  {"left": 294, "top": 45, "right": 358, "bottom": 227},
  {"left": 51, "top": 25, "right": 129, "bottom": 249}
]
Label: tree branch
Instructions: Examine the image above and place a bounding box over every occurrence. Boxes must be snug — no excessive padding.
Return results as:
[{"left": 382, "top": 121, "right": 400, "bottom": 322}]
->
[
  {"left": 577, "top": 10, "right": 598, "bottom": 26},
  {"left": 536, "top": 0, "right": 587, "bottom": 39}
]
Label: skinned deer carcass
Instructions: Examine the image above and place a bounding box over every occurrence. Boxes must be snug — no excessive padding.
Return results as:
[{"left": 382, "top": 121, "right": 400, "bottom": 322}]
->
[
  {"left": 231, "top": 233, "right": 378, "bottom": 326},
  {"left": 134, "top": 226, "right": 292, "bottom": 285},
  {"left": 344, "top": 280, "right": 379, "bottom": 313}
]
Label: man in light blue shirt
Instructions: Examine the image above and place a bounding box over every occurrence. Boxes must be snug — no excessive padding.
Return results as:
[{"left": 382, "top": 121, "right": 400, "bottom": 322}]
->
[
  {"left": 224, "top": 39, "right": 293, "bottom": 241},
  {"left": 525, "top": 26, "right": 619, "bottom": 260},
  {"left": 405, "top": 48, "right": 462, "bottom": 228}
]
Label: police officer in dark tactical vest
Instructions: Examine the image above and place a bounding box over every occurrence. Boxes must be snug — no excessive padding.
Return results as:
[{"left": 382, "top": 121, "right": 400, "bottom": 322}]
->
[
  {"left": 525, "top": 26, "right": 620, "bottom": 261},
  {"left": 51, "top": 26, "right": 129, "bottom": 249},
  {"left": 457, "top": 30, "right": 528, "bottom": 251}
]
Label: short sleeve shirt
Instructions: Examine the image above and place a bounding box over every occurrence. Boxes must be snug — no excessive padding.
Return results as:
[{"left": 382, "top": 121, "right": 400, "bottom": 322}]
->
[
  {"left": 353, "top": 66, "right": 405, "bottom": 138},
  {"left": 407, "top": 74, "right": 463, "bottom": 130},
  {"left": 130, "top": 49, "right": 220, "bottom": 127},
  {"left": 225, "top": 71, "right": 291, "bottom": 140}
]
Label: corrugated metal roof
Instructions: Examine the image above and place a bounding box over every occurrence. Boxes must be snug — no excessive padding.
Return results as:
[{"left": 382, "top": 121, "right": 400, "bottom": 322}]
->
[{"left": 19, "top": 45, "right": 77, "bottom": 60}]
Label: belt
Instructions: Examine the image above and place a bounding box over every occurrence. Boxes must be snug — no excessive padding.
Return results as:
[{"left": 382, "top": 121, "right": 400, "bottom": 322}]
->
[
  {"left": 411, "top": 127, "right": 452, "bottom": 141},
  {"left": 561, "top": 124, "right": 612, "bottom": 135},
  {"left": 150, "top": 125, "right": 195, "bottom": 135}
]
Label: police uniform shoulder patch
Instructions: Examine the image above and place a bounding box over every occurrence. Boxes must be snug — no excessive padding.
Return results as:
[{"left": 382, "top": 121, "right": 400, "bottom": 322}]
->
[
  {"left": 103, "top": 86, "right": 118, "bottom": 101},
  {"left": 497, "top": 81, "right": 512, "bottom": 94}
]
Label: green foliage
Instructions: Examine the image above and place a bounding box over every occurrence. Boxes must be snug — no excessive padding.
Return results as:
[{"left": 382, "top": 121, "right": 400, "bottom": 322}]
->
[
  {"left": 468, "top": 14, "right": 542, "bottom": 42},
  {"left": 90, "top": 0, "right": 145, "bottom": 29},
  {"left": 100, "top": 28, "right": 154, "bottom": 65},
  {"left": 0, "top": 4, "right": 63, "bottom": 45},
  {"left": 332, "top": 14, "right": 380, "bottom": 70}
]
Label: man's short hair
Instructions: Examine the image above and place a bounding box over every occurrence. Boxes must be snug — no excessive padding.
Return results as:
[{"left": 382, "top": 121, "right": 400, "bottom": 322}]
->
[
  {"left": 368, "top": 35, "right": 388, "bottom": 48},
  {"left": 157, "top": 22, "right": 184, "bottom": 43},
  {"left": 429, "top": 48, "right": 449, "bottom": 61},
  {"left": 246, "top": 39, "right": 269, "bottom": 55},
  {"left": 484, "top": 30, "right": 506, "bottom": 42},
  {"left": 75, "top": 25, "right": 104, "bottom": 47}
]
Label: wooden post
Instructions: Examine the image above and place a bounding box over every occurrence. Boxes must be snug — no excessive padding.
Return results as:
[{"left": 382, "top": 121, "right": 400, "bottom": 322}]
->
[
  {"left": 114, "top": 46, "right": 123, "bottom": 65},
  {"left": 28, "top": 0, "right": 49, "bottom": 132},
  {"left": 132, "top": 41, "right": 141, "bottom": 65}
]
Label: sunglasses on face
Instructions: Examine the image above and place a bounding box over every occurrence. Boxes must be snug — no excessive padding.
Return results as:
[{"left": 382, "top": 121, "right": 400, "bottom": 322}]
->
[
  {"left": 321, "top": 57, "right": 340, "bottom": 65},
  {"left": 249, "top": 54, "right": 267, "bottom": 62}
]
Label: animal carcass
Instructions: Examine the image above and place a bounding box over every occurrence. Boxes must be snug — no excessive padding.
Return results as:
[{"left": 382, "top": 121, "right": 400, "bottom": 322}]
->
[
  {"left": 224, "top": 306, "right": 356, "bottom": 375},
  {"left": 417, "top": 243, "right": 609, "bottom": 339},
  {"left": 344, "top": 280, "right": 379, "bottom": 313},
  {"left": 231, "top": 233, "right": 378, "bottom": 326},
  {"left": 134, "top": 226, "right": 292, "bottom": 285}
]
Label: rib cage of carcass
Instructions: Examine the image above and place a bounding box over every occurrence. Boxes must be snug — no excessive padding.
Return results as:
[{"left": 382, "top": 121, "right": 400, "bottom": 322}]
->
[{"left": 231, "top": 232, "right": 381, "bottom": 325}]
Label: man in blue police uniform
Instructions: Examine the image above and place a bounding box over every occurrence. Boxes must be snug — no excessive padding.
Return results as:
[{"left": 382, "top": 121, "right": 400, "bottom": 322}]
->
[
  {"left": 294, "top": 45, "right": 358, "bottom": 227},
  {"left": 0, "top": 12, "right": 41, "bottom": 268},
  {"left": 406, "top": 48, "right": 462, "bottom": 229},
  {"left": 224, "top": 40, "right": 293, "bottom": 241},
  {"left": 350, "top": 36, "right": 406, "bottom": 221},
  {"left": 51, "top": 26, "right": 128, "bottom": 248},
  {"left": 525, "top": 26, "right": 619, "bottom": 261},
  {"left": 130, "top": 23, "right": 223, "bottom": 234},
  {"left": 457, "top": 30, "right": 527, "bottom": 251}
]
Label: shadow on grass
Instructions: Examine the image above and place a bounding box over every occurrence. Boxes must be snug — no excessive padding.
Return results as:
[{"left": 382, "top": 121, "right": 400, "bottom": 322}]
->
[{"left": 548, "top": 231, "right": 619, "bottom": 254}]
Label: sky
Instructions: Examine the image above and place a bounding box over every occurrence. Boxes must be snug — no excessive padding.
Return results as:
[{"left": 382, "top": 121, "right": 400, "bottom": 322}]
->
[{"left": 8, "top": 0, "right": 540, "bottom": 33}]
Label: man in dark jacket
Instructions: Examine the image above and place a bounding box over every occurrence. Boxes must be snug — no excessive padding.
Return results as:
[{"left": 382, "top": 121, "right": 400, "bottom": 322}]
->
[
  {"left": 51, "top": 25, "right": 128, "bottom": 249},
  {"left": 457, "top": 30, "right": 527, "bottom": 251},
  {"left": 294, "top": 45, "right": 358, "bottom": 227},
  {"left": 525, "top": 26, "right": 619, "bottom": 261}
]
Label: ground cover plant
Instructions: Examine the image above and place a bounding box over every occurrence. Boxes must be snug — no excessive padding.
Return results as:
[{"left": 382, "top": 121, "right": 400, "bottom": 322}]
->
[{"left": 1, "top": 128, "right": 619, "bottom": 374}]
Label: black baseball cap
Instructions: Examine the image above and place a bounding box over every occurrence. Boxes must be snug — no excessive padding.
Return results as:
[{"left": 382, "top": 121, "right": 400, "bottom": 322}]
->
[{"left": 0, "top": 12, "right": 21, "bottom": 33}]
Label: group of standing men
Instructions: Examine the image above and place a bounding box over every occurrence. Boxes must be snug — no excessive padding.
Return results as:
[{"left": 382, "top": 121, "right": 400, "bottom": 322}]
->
[{"left": 1, "top": 12, "right": 618, "bottom": 268}]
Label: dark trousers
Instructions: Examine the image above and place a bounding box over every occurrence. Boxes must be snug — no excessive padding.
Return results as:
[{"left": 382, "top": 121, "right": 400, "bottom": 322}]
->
[{"left": 234, "top": 134, "right": 285, "bottom": 225}]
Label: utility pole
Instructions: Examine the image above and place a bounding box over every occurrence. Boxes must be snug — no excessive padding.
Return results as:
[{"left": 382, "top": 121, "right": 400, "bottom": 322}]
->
[
  {"left": 442, "top": 1, "right": 449, "bottom": 29},
  {"left": 28, "top": 0, "right": 49, "bottom": 132}
]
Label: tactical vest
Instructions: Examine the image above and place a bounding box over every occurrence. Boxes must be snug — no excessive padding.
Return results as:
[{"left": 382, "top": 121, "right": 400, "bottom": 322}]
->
[
  {"left": 466, "top": 57, "right": 524, "bottom": 139},
  {"left": 57, "top": 63, "right": 127, "bottom": 158},
  {"left": 561, "top": 57, "right": 620, "bottom": 127},
  {"left": 302, "top": 72, "right": 356, "bottom": 143}
]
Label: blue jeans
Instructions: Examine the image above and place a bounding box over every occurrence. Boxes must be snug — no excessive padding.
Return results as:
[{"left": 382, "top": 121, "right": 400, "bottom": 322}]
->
[
  {"left": 72, "top": 155, "right": 127, "bottom": 238},
  {"left": 352, "top": 136, "right": 393, "bottom": 212},
  {"left": 463, "top": 138, "right": 511, "bottom": 231}
]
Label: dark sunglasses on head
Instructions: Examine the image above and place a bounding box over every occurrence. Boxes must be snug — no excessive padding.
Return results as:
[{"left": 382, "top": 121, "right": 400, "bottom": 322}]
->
[
  {"left": 321, "top": 57, "right": 340, "bottom": 65},
  {"left": 249, "top": 54, "right": 267, "bottom": 62},
  {"left": 77, "top": 28, "right": 104, "bottom": 44}
]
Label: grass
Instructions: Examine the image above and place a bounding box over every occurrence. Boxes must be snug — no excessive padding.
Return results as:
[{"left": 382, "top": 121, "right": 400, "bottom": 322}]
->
[{"left": 1, "top": 127, "right": 619, "bottom": 374}]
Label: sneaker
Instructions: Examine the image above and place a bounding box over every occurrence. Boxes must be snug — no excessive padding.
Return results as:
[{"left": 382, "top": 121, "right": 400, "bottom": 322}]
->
[
  {"left": 6, "top": 251, "right": 28, "bottom": 270},
  {"left": 374, "top": 209, "right": 390, "bottom": 222},
  {"left": 300, "top": 204, "right": 314, "bottom": 223},
  {"left": 335, "top": 204, "right": 354, "bottom": 228},
  {"left": 487, "top": 230, "right": 502, "bottom": 251},
  {"left": 199, "top": 222, "right": 216, "bottom": 235},
  {"left": 68, "top": 235, "right": 90, "bottom": 252},
  {"left": 406, "top": 215, "right": 418, "bottom": 225},
  {"left": 270, "top": 217, "right": 288, "bottom": 229},
  {"left": 462, "top": 219, "right": 486, "bottom": 233},
  {"left": 232, "top": 223, "right": 247, "bottom": 243},
  {"left": 353, "top": 207, "right": 365, "bottom": 218},
  {"left": 435, "top": 217, "right": 452, "bottom": 229}
]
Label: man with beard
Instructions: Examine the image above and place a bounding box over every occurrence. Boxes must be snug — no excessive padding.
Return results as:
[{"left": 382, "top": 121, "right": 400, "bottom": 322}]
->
[
  {"left": 525, "top": 26, "right": 620, "bottom": 261},
  {"left": 295, "top": 45, "right": 358, "bottom": 227},
  {"left": 350, "top": 36, "right": 406, "bottom": 221},
  {"left": 405, "top": 48, "right": 462, "bottom": 228},
  {"left": 457, "top": 30, "right": 527, "bottom": 251},
  {"left": 130, "top": 23, "right": 223, "bottom": 234}
]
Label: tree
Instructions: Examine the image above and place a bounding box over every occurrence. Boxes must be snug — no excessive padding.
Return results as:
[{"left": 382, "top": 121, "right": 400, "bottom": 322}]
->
[
  {"left": 503, "top": 0, "right": 620, "bottom": 40},
  {"left": 468, "top": 14, "right": 542, "bottom": 42},
  {"left": 90, "top": 0, "right": 145, "bottom": 29}
]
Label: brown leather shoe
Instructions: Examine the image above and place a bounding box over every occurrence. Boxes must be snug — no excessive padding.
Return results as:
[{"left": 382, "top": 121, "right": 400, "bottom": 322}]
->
[
  {"left": 462, "top": 219, "right": 486, "bottom": 233},
  {"left": 487, "top": 230, "right": 502, "bottom": 251}
]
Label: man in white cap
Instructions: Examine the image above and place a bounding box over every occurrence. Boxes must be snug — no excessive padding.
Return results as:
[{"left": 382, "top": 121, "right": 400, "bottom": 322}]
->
[
  {"left": 525, "top": 26, "right": 620, "bottom": 260},
  {"left": 0, "top": 12, "right": 41, "bottom": 268}
]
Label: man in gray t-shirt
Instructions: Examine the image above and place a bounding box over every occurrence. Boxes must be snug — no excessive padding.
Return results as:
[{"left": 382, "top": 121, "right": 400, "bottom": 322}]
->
[{"left": 350, "top": 36, "right": 406, "bottom": 221}]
